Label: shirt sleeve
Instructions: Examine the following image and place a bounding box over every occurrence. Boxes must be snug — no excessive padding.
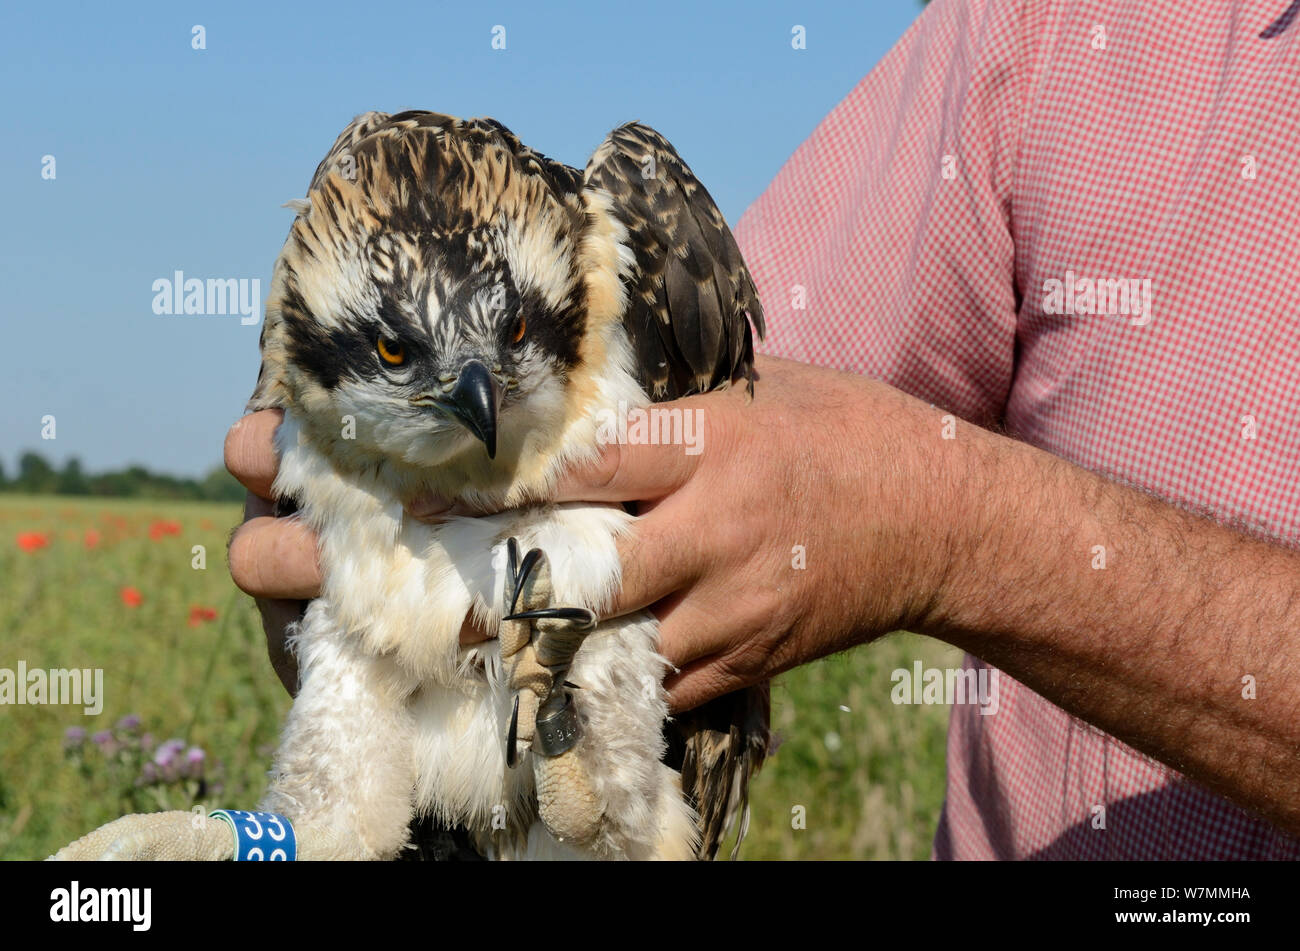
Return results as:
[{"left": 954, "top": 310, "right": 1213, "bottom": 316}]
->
[{"left": 733, "top": 0, "right": 1044, "bottom": 426}]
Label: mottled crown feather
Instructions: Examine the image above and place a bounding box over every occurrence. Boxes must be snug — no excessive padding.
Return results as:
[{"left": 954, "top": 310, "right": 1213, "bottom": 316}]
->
[{"left": 250, "top": 111, "right": 597, "bottom": 417}]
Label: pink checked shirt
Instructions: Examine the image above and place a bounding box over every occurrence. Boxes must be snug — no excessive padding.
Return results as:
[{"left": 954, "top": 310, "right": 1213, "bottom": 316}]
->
[{"left": 734, "top": 0, "right": 1300, "bottom": 859}]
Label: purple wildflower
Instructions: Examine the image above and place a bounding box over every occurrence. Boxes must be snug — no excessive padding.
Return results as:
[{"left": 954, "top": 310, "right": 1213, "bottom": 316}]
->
[
  {"left": 153, "top": 738, "right": 185, "bottom": 768},
  {"left": 115, "top": 713, "right": 141, "bottom": 732},
  {"left": 91, "top": 729, "right": 118, "bottom": 757}
]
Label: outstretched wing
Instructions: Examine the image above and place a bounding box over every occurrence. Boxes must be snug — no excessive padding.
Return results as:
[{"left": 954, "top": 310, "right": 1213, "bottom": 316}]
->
[
  {"left": 585, "top": 123, "right": 771, "bottom": 859},
  {"left": 583, "top": 123, "right": 765, "bottom": 400}
]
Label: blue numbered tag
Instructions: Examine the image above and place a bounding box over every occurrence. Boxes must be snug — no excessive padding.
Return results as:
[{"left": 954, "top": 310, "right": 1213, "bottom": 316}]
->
[{"left": 209, "top": 810, "right": 296, "bottom": 861}]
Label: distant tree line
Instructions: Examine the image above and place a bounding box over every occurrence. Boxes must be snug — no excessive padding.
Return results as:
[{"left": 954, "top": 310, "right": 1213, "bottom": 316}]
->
[{"left": 0, "top": 452, "right": 245, "bottom": 502}]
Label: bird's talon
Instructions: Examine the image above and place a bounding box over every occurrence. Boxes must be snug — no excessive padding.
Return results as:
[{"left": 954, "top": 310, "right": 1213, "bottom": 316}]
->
[
  {"left": 505, "top": 537, "right": 542, "bottom": 615},
  {"left": 500, "top": 538, "right": 597, "bottom": 766},
  {"left": 501, "top": 606, "right": 596, "bottom": 629},
  {"left": 506, "top": 537, "right": 520, "bottom": 591},
  {"left": 507, "top": 694, "right": 520, "bottom": 768}
]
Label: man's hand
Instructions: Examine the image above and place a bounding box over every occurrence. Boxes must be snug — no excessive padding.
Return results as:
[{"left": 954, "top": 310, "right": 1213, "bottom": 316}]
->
[
  {"left": 224, "top": 410, "right": 314, "bottom": 694},
  {"left": 556, "top": 356, "right": 953, "bottom": 710},
  {"left": 413, "top": 355, "right": 957, "bottom": 711}
]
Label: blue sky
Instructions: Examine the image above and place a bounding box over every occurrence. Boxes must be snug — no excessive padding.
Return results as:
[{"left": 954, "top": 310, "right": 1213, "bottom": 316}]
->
[{"left": 0, "top": 0, "right": 923, "bottom": 477}]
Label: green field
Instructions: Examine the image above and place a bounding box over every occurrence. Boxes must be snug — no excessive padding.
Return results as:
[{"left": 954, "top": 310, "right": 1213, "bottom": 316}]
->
[{"left": 0, "top": 494, "right": 960, "bottom": 860}]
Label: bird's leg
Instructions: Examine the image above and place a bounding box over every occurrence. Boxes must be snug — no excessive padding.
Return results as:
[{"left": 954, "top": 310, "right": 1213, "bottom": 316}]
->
[{"left": 500, "top": 537, "right": 604, "bottom": 845}]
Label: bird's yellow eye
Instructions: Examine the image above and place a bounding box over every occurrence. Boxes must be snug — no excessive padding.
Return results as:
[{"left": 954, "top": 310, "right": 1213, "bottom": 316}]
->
[
  {"left": 377, "top": 337, "right": 405, "bottom": 366},
  {"left": 511, "top": 316, "right": 526, "bottom": 345}
]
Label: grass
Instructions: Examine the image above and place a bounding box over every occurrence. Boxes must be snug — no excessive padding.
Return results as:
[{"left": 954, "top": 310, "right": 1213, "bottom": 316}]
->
[
  {"left": 0, "top": 493, "right": 960, "bottom": 860},
  {"left": 731, "top": 632, "right": 962, "bottom": 860}
]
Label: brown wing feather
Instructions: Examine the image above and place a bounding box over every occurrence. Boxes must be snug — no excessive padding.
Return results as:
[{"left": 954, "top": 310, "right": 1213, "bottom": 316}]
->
[
  {"left": 674, "top": 683, "right": 771, "bottom": 860},
  {"left": 582, "top": 122, "right": 765, "bottom": 400},
  {"left": 585, "top": 122, "right": 771, "bottom": 859}
]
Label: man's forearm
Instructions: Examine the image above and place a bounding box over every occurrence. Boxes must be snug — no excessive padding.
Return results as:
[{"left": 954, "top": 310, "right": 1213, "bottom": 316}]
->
[{"left": 921, "top": 414, "right": 1300, "bottom": 834}]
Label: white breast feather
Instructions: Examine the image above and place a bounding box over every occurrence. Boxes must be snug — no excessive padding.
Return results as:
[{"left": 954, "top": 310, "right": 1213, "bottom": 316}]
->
[{"left": 265, "top": 342, "right": 698, "bottom": 859}]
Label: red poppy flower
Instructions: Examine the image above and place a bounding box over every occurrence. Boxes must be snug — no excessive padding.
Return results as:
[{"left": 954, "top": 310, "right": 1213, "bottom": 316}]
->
[
  {"left": 187, "top": 606, "right": 218, "bottom": 627},
  {"left": 120, "top": 586, "right": 143, "bottom": 607},
  {"left": 83, "top": 529, "right": 101, "bottom": 549},
  {"left": 17, "top": 532, "right": 50, "bottom": 553},
  {"left": 148, "top": 520, "right": 182, "bottom": 541}
]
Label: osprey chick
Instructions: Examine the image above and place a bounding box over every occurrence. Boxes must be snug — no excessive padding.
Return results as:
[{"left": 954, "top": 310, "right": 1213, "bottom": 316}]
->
[{"left": 56, "top": 110, "right": 768, "bottom": 861}]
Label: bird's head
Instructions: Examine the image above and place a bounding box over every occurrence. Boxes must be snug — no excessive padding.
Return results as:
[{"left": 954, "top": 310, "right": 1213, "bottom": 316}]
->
[
  {"left": 254, "top": 112, "right": 623, "bottom": 494},
  {"left": 271, "top": 223, "right": 582, "bottom": 467}
]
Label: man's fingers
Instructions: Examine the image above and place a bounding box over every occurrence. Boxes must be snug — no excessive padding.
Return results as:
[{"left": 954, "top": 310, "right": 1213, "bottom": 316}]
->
[
  {"left": 228, "top": 515, "right": 321, "bottom": 600},
  {"left": 256, "top": 596, "right": 307, "bottom": 696},
  {"left": 663, "top": 657, "right": 734, "bottom": 714},
  {"left": 552, "top": 424, "right": 707, "bottom": 504},
  {"left": 601, "top": 501, "right": 705, "bottom": 620},
  {"left": 415, "top": 397, "right": 722, "bottom": 516},
  {"left": 637, "top": 590, "right": 719, "bottom": 668},
  {"left": 653, "top": 596, "right": 754, "bottom": 712},
  {"left": 224, "top": 409, "right": 284, "bottom": 499},
  {"left": 243, "top": 491, "right": 273, "bottom": 521}
]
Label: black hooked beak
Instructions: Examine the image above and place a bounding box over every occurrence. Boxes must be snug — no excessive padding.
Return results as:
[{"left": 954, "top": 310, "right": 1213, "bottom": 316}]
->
[{"left": 444, "top": 360, "right": 503, "bottom": 458}]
